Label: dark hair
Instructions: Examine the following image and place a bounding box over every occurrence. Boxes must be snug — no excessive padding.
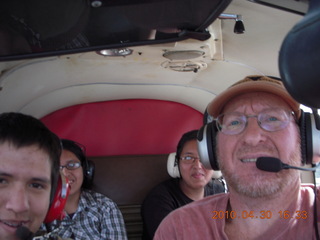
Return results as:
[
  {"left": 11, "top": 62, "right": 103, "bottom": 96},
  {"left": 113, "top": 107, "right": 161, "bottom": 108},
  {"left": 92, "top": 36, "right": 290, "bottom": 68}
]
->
[
  {"left": 0, "top": 112, "right": 61, "bottom": 202},
  {"left": 61, "top": 139, "right": 91, "bottom": 189},
  {"left": 176, "top": 129, "right": 199, "bottom": 160}
]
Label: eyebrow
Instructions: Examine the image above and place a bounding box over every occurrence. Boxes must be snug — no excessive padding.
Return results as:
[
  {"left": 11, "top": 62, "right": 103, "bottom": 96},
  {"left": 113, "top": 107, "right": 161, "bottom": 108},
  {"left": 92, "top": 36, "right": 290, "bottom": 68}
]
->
[
  {"left": 0, "top": 171, "right": 51, "bottom": 184},
  {"left": 181, "top": 152, "right": 196, "bottom": 155},
  {"left": 64, "top": 159, "right": 80, "bottom": 162},
  {"left": 0, "top": 172, "right": 11, "bottom": 177},
  {"left": 31, "top": 177, "right": 51, "bottom": 184}
]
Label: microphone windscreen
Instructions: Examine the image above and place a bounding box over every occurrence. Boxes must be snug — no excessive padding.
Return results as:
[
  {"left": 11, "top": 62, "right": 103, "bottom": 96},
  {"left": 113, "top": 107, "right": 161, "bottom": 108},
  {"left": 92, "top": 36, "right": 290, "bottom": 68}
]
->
[
  {"left": 256, "top": 157, "right": 283, "bottom": 172},
  {"left": 16, "top": 226, "right": 34, "bottom": 240}
]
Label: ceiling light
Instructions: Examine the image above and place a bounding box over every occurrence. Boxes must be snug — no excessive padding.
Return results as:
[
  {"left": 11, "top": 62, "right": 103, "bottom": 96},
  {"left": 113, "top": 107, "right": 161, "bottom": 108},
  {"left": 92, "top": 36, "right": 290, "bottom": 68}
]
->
[
  {"left": 97, "top": 48, "right": 133, "bottom": 57},
  {"left": 91, "top": 0, "right": 102, "bottom": 8}
]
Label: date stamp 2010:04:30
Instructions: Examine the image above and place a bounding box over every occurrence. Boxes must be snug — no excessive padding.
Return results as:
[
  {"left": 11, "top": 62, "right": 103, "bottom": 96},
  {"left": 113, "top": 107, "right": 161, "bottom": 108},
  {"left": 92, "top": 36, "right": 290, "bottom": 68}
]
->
[{"left": 212, "top": 210, "right": 308, "bottom": 220}]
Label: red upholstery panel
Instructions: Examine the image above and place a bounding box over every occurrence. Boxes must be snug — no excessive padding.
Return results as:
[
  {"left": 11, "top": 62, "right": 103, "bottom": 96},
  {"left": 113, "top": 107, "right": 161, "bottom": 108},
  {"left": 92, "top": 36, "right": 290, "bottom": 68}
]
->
[{"left": 41, "top": 99, "right": 203, "bottom": 156}]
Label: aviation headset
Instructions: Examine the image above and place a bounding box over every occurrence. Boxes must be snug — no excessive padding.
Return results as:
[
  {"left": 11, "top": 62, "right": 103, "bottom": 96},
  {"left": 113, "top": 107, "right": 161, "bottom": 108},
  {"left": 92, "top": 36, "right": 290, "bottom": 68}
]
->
[
  {"left": 197, "top": 76, "right": 320, "bottom": 170},
  {"left": 167, "top": 151, "right": 223, "bottom": 178},
  {"left": 44, "top": 173, "right": 70, "bottom": 223},
  {"left": 167, "top": 152, "right": 181, "bottom": 178},
  {"left": 168, "top": 130, "right": 200, "bottom": 178},
  {"left": 83, "top": 157, "right": 95, "bottom": 189},
  {"left": 167, "top": 130, "right": 223, "bottom": 178},
  {"left": 60, "top": 139, "right": 95, "bottom": 189}
]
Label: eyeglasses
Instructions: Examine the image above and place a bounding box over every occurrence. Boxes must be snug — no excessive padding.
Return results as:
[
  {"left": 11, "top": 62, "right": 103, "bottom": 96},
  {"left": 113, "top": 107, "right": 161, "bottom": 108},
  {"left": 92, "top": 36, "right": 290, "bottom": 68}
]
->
[
  {"left": 216, "top": 108, "right": 294, "bottom": 135},
  {"left": 60, "top": 162, "right": 82, "bottom": 170},
  {"left": 180, "top": 156, "right": 200, "bottom": 164}
]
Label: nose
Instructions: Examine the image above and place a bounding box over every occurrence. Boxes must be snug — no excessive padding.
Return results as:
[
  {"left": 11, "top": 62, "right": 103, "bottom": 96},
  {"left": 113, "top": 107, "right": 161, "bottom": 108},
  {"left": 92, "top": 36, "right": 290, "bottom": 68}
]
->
[
  {"left": 192, "top": 157, "right": 202, "bottom": 168},
  {"left": 60, "top": 167, "right": 69, "bottom": 177},
  {"left": 242, "top": 117, "right": 266, "bottom": 145},
  {"left": 6, "top": 185, "right": 29, "bottom": 213}
]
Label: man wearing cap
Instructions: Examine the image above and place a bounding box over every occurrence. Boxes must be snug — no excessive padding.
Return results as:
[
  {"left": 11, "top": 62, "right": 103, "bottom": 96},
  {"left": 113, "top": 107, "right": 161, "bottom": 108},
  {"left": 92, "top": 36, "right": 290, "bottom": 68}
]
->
[{"left": 154, "top": 75, "right": 320, "bottom": 239}]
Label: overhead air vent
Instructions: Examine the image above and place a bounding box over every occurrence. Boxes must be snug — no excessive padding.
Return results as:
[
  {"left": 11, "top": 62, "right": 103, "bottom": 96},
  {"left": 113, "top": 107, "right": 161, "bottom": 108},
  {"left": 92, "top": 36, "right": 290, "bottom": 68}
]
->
[
  {"left": 161, "top": 60, "right": 207, "bottom": 73},
  {"left": 157, "top": 20, "right": 223, "bottom": 64},
  {"left": 163, "top": 50, "right": 205, "bottom": 60}
]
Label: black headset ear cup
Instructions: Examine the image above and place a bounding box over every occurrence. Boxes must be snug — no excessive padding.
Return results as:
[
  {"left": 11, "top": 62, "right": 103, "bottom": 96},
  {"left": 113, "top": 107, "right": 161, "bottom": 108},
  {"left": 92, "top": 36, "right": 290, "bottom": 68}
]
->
[
  {"left": 299, "top": 110, "right": 313, "bottom": 165},
  {"left": 86, "top": 160, "right": 95, "bottom": 180},
  {"left": 197, "top": 122, "right": 219, "bottom": 170},
  {"left": 83, "top": 159, "right": 95, "bottom": 188}
]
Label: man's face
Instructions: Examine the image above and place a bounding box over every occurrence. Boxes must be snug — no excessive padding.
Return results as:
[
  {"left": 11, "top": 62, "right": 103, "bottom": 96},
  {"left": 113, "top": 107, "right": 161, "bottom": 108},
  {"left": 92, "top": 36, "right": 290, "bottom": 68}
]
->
[
  {"left": 0, "top": 142, "right": 52, "bottom": 240},
  {"left": 217, "top": 92, "right": 301, "bottom": 198}
]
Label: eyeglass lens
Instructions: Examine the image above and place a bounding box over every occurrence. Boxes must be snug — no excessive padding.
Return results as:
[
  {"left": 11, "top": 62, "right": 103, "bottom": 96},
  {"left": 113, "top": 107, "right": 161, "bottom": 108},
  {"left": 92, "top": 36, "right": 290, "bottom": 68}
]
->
[
  {"left": 60, "top": 162, "right": 81, "bottom": 170},
  {"left": 216, "top": 108, "right": 292, "bottom": 135},
  {"left": 180, "top": 156, "right": 200, "bottom": 163}
]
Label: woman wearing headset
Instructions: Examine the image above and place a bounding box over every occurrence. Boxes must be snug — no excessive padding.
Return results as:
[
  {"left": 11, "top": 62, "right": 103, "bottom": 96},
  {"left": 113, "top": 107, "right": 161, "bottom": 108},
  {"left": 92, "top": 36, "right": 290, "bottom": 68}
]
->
[
  {"left": 141, "top": 130, "right": 226, "bottom": 240},
  {"left": 45, "top": 139, "right": 127, "bottom": 240}
]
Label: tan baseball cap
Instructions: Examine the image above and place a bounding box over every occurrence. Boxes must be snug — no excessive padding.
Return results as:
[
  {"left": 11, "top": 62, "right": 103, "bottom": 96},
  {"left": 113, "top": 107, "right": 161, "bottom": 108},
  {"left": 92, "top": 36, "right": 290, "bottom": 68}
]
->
[{"left": 207, "top": 75, "right": 301, "bottom": 119}]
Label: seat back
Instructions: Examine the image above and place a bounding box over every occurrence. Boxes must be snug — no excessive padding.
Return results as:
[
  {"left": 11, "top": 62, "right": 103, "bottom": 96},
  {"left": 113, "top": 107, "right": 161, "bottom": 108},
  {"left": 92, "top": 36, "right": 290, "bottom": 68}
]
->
[{"left": 89, "top": 154, "right": 171, "bottom": 240}]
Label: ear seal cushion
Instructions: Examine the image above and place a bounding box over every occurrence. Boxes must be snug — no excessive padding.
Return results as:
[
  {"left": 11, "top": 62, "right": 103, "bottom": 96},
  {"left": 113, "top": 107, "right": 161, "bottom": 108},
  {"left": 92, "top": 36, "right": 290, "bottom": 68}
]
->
[
  {"left": 304, "top": 112, "right": 313, "bottom": 165},
  {"left": 86, "top": 160, "right": 95, "bottom": 180},
  {"left": 197, "top": 122, "right": 219, "bottom": 170},
  {"left": 167, "top": 152, "right": 180, "bottom": 178},
  {"left": 299, "top": 110, "right": 307, "bottom": 165},
  {"left": 299, "top": 111, "right": 313, "bottom": 165}
]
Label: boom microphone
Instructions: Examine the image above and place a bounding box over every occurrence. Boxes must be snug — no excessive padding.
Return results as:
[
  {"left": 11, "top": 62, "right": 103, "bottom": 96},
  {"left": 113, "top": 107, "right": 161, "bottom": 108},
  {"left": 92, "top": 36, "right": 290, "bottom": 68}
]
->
[
  {"left": 256, "top": 157, "right": 320, "bottom": 172},
  {"left": 15, "top": 226, "right": 34, "bottom": 240}
]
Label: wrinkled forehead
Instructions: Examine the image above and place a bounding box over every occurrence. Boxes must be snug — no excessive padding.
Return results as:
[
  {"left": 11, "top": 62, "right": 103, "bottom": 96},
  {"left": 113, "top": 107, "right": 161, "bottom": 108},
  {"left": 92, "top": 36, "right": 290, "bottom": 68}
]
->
[{"left": 221, "top": 92, "right": 292, "bottom": 114}]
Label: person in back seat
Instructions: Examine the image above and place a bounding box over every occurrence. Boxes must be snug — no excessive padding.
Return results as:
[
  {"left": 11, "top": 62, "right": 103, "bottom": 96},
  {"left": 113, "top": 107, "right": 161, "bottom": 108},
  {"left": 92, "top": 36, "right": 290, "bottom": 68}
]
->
[
  {"left": 141, "top": 130, "right": 226, "bottom": 240},
  {"left": 44, "top": 139, "right": 127, "bottom": 240}
]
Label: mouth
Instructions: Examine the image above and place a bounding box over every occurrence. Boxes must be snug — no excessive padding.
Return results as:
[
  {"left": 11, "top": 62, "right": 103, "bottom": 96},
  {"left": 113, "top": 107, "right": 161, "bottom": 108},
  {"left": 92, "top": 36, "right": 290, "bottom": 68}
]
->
[
  {"left": 0, "top": 219, "right": 26, "bottom": 228},
  {"left": 192, "top": 172, "right": 205, "bottom": 178},
  {"left": 68, "top": 179, "right": 75, "bottom": 184},
  {"left": 240, "top": 158, "right": 257, "bottom": 163}
]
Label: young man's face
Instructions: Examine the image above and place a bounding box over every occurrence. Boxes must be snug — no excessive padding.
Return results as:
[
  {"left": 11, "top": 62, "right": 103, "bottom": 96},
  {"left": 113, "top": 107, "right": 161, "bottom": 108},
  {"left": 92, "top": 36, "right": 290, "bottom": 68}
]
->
[{"left": 0, "top": 142, "right": 52, "bottom": 240}]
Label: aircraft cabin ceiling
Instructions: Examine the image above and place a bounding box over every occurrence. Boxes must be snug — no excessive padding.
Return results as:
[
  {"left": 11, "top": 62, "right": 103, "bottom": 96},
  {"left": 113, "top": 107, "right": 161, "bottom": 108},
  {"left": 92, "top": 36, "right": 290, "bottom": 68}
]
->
[{"left": 0, "top": 0, "right": 304, "bottom": 117}]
